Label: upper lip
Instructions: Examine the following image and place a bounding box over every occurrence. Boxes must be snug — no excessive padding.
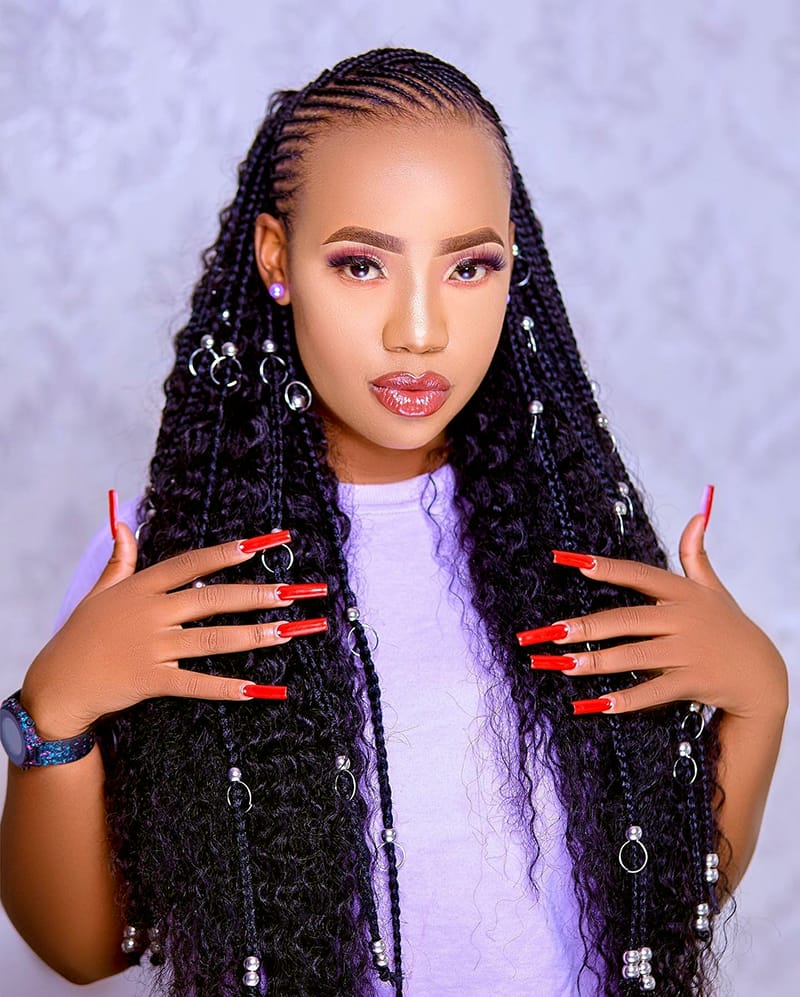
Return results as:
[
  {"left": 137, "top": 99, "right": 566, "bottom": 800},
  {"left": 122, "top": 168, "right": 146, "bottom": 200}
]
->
[{"left": 370, "top": 370, "right": 451, "bottom": 391}]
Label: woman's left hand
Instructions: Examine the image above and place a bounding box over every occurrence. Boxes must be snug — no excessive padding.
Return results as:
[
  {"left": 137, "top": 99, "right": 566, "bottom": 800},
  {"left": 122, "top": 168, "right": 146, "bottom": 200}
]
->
[{"left": 519, "top": 506, "right": 788, "bottom": 720}]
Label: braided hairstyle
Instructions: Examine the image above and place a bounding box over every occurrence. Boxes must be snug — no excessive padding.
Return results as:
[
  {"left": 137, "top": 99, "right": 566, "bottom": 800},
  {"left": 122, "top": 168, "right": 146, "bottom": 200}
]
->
[{"left": 98, "top": 47, "right": 728, "bottom": 996}]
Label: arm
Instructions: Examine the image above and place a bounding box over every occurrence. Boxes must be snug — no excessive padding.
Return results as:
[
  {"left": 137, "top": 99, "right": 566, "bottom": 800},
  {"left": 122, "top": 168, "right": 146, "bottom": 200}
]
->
[{"left": 1, "top": 730, "right": 130, "bottom": 984}]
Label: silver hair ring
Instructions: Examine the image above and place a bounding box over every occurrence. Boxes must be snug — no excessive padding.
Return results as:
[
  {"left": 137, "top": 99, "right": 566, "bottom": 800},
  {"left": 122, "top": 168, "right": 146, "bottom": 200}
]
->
[
  {"left": 347, "top": 623, "right": 380, "bottom": 657},
  {"left": 261, "top": 544, "right": 295, "bottom": 575},
  {"left": 226, "top": 767, "right": 253, "bottom": 814},
  {"left": 672, "top": 742, "right": 699, "bottom": 785},
  {"left": 376, "top": 828, "right": 406, "bottom": 870},
  {"left": 618, "top": 825, "right": 649, "bottom": 874},
  {"left": 334, "top": 755, "right": 357, "bottom": 801},
  {"left": 511, "top": 243, "right": 531, "bottom": 287},
  {"left": 259, "top": 353, "right": 288, "bottom": 386},
  {"left": 188, "top": 335, "right": 219, "bottom": 376},
  {"left": 681, "top": 701, "right": 706, "bottom": 739},
  {"left": 210, "top": 351, "right": 243, "bottom": 390},
  {"left": 284, "top": 380, "right": 313, "bottom": 412}
]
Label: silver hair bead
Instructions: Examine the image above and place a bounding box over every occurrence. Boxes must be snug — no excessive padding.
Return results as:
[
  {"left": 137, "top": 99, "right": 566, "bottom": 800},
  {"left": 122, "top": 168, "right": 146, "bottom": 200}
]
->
[
  {"left": 705, "top": 867, "right": 720, "bottom": 883},
  {"left": 623, "top": 949, "right": 640, "bottom": 965},
  {"left": 371, "top": 938, "right": 387, "bottom": 953},
  {"left": 639, "top": 947, "right": 652, "bottom": 962},
  {"left": 521, "top": 315, "right": 535, "bottom": 331},
  {"left": 626, "top": 825, "right": 643, "bottom": 842},
  {"left": 200, "top": 334, "right": 214, "bottom": 350},
  {"left": 623, "top": 965, "right": 640, "bottom": 980},
  {"left": 617, "top": 482, "right": 630, "bottom": 496},
  {"left": 345, "top": 606, "right": 360, "bottom": 622},
  {"left": 243, "top": 970, "right": 260, "bottom": 987},
  {"left": 613, "top": 499, "right": 627, "bottom": 517},
  {"left": 121, "top": 937, "right": 138, "bottom": 954},
  {"left": 639, "top": 961, "right": 652, "bottom": 975},
  {"left": 262, "top": 338, "right": 276, "bottom": 353},
  {"left": 220, "top": 308, "right": 232, "bottom": 324},
  {"left": 335, "top": 755, "right": 349, "bottom": 770},
  {"left": 641, "top": 975, "right": 656, "bottom": 991},
  {"left": 678, "top": 741, "right": 692, "bottom": 757},
  {"left": 528, "top": 399, "right": 544, "bottom": 415},
  {"left": 705, "top": 852, "right": 719, "bottom": 868},
  {"left": 381, "top": 827, "right": 397, "bottom": 843},
  {"left": 696, "top": 903, "right": 710, "bottom": 917},
  {"left": 374, "top": 952, "right": 389, "bottom": 967},
  {"left": 221, "top": 341, "right": 238, "bottom": 358},
  {"left": 512, "top": 243, "right": 521, "bottom": 258},
  {"left": 695, "top": 916, "right": 710, "bottom": 933},
  {"left": 149, "top": 926, "right": 161, "bottom": 941},
  {"left": 597, "top": 413, "right": 610, "bottom": 429},
  {"left": 228, "top": 766, "right": 242, "bottom": 782},
  {"left": 244, "top": 955, "right": 261, "bottom": 971},
  {"left": 123, "top": 925, "right": 138, "bottom": 938}
]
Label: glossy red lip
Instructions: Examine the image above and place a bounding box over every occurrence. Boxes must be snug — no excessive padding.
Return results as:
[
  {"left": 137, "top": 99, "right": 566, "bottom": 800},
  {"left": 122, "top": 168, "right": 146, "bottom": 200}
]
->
[{"left": 370, "top": 370, "right": 451, "bottom": 391}]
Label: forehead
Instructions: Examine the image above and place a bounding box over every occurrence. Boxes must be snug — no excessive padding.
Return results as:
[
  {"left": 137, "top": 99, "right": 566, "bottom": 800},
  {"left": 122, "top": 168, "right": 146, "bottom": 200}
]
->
[{"left": 292, "top": 118, "right": 511, "bottom": 241}]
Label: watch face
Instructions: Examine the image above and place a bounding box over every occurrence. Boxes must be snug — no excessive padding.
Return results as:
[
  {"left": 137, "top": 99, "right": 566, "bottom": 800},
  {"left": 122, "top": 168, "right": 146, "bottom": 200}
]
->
[{"left": 0, "top": 710, "right": 26, "bottom": 766}]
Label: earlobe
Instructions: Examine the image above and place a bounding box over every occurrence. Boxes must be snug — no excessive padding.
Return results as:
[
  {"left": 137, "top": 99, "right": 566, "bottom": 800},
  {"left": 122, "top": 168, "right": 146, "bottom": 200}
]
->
[{"left": 254, "top": 212, "right": 291, "bottom": 304}]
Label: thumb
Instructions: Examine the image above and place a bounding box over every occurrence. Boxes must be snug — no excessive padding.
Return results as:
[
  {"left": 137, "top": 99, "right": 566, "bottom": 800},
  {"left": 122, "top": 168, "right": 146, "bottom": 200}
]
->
[
  {"left": 89, "top": 521, "right": 139, "bottom": 596},
  {"left": 678, "top": 484, "right": 723, "bottom": 590}
]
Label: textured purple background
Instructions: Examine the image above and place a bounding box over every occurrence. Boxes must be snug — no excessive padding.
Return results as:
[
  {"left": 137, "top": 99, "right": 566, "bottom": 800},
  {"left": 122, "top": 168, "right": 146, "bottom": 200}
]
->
[{"left": 1, "top": 1, "right": 797, "bottom": 993}]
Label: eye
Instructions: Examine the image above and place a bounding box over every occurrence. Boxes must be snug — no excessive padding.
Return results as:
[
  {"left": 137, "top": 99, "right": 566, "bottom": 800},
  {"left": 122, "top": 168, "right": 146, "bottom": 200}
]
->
[
  {"left": 327, "top": 253, "right": 386, "bottom": 282},
  {"left": 449, "top": 251, "right": 507, "bottom": 284}
]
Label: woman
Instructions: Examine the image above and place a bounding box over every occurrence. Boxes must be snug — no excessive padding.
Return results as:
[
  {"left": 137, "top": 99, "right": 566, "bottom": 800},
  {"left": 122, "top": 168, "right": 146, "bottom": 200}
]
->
[{"left": 0, "top": 47, "right": 788, "bottom": 996}]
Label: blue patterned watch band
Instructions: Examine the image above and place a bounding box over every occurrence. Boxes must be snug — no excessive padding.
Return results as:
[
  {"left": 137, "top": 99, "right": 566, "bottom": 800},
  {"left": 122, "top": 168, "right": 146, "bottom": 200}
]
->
[{"left": 0, "top": 690, "right": 96, "bottom": 770}]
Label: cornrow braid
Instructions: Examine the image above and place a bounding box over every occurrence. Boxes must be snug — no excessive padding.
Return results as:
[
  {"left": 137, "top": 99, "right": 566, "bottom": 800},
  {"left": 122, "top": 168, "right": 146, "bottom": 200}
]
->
[{"left": 100, "top": 47, "right": 727, "bottom": 996}]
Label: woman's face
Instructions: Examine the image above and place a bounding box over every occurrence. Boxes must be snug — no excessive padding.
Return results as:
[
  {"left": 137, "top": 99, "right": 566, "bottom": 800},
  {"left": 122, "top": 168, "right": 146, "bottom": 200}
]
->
[{"left": 254, "top": 117, "right": 514, "bottom": 483}]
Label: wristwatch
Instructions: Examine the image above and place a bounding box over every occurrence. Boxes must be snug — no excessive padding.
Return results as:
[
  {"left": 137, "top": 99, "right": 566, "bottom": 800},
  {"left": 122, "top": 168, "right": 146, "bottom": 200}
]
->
[{"left": 0, "top": 690, "right": 96, "bottom": 770}]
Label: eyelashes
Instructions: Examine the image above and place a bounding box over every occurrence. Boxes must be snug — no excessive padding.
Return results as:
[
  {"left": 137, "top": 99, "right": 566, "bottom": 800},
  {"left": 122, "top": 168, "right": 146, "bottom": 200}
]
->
[{"left": 325, "top": 247, "right": 508, "bottom": 283}]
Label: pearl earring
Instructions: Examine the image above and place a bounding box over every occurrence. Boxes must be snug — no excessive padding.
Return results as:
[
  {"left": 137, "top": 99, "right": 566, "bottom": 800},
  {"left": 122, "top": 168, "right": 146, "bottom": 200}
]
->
[{"left": 268, "top": 281, "right": 285, "bottom": 300}]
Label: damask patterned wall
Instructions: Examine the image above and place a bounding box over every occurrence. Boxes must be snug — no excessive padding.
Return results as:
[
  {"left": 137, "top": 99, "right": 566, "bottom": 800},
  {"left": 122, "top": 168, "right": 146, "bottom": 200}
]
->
[{"left": 1, "top": 1, "right": 797, "bottom": 993}]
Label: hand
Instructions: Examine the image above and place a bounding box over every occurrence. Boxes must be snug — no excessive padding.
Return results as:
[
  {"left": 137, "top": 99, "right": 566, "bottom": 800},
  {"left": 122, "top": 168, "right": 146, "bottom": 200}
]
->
[
  {"left": 521, "top": 508, "right": 788, "bottom": 721},
  {"left": 20, "top": 523, "right": 328, "bottom": 740}
]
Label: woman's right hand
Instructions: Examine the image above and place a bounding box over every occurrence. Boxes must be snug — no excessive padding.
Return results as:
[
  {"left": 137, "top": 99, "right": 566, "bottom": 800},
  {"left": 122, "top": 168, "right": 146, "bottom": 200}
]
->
[{"left": 19, "top": 523, "right": 328, "bottom": 740}]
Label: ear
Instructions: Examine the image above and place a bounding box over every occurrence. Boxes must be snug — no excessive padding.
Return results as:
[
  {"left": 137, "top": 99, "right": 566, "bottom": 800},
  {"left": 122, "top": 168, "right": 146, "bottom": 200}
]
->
[
  {"left": 254, "top": 212, "right": 291, "bottom": 304},
  {"left": 508, "top": 219, "right": 516, "bottom": 248}
]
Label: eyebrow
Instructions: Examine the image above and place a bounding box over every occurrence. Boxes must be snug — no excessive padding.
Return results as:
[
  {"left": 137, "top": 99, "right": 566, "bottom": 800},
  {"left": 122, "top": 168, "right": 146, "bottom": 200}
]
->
[{"left": 321, "top": 226, "right": 506, "bottom": 255}]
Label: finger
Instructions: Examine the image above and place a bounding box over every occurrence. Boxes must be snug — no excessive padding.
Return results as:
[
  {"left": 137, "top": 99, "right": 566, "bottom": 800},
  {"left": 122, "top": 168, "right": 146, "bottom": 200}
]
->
[
  {"left": 553, "top": 549, "right": 685, "bottom": 603},
  {"left": 151, "top": 667, "right": 286, "bottom": 703},
  {"left": 131, "top": 530, "right": 292, "bottom": 595},
  {"left": 595, "top": 671, "right": 689, "bottom": 715},
  {"left": 166, "top": 583, "right": 296, "bottom": 623},
  {"left": 167, "top": 620, "right": 294, "bottom": 659},
  {"left": 678, "top": 500, "right": 726, "bottom": 592},
  {"left": 543, "top": 604, "right": 676, "bottom": 646},
  {"left": 533, "top": 636, "right": 678, "bottom": 676},
  {"left": 88, "top": 521, "right": 139, "bottom": 597}
]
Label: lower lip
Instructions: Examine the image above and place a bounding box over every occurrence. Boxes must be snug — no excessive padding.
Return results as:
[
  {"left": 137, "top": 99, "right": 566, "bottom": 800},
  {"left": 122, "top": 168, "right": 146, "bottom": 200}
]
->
[{"left": 369, "top": 385, "right": 450, "bottom": 418}]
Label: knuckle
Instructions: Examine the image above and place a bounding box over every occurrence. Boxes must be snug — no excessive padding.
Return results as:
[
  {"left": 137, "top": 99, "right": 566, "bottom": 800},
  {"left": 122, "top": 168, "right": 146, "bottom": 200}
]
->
[
  {"left": 199, "top": 627, "right": 221, "bottom": 654},
  {"left": 196, "top": 582, "right": 223, "bottom": 612},
  {"left": 627, "top": 641, "right": 650, "bottom": 671},
  {"left": 583, "top": 652, "right": 602, "bottom": 676},
  {"left": 619, "top": 607, "right": 643, "bottom": 631},
  {"left": 248, "top": 585, "right": 270, "bottom": 611},
  {"left": 180, "top": 670, "right": 203, "bottom": 698},
  {"left": 175, "top": 551, "right": 199, "bottom": 577},
  {"left": 249, "top": 623, "right": 269, "bottom": 647}
]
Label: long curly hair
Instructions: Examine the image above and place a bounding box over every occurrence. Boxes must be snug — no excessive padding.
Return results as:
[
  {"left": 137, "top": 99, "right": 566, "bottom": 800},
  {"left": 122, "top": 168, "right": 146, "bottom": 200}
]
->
[{"left": 97, "top": 47, "right": 728, "bottom": 996}]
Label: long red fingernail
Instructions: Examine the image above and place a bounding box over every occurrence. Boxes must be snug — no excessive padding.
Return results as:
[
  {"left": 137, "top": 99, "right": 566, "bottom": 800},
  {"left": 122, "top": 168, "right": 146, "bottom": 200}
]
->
[
  {"left": 275, "top": 583, "right": 328, "bottom": 601},
  {"left": 571, "top": 697, "right": 613, "bottom": 715},
  {"left": 516, "top": 622, "right": 569, "bottom": 647},
  {"left": 242, "top": 683, "right": 288, "bottom": 700},
  {"left": 552, "top": 550, "right": 597, "bottom": 570},
  {"left": 275, "top": 617, "right": 328, "bottom": 639},
  {"left": 700, "top": 485, "right": 715, "bottom": 531},
  {"left": 238, "top": 530, "right": 292, "bottom": 554},
  {"left": 531, "top": 655, "right": 578, "bottom": 670},
  {"left": 108, "top": 489, "right": 119, "bottom": 539}
]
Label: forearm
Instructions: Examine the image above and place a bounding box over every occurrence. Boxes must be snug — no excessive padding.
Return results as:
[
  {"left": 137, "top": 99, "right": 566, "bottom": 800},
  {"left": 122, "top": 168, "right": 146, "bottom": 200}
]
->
[
  {"left": 0, "top": 740, "right": 130, "bottom": 984},
  {"left": 714, "top": 701, "right": 788, "bottom": 893}
]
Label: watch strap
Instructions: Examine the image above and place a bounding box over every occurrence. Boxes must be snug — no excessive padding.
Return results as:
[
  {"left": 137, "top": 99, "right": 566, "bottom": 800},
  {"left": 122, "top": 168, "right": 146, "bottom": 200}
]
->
[{"left": 1, "top": 690, "right": 96, "bottom": 769}]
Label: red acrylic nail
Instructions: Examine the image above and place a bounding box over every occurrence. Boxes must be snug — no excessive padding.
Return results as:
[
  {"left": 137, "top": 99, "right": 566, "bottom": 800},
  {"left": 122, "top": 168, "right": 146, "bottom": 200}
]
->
[
  {"left": 700, "top": 485, "right": 715, "bottom": 531},
  {"left": 571, "top": 697, "right": 613, "bottom": 715},
  {"left": 516, "top": 622, "right": 569, "bottom": 647},
  {"left": 242, "top": 684, "right": 288, "bottom": 700},
  {"left": 108, "top": 489, "right": 119, "bottom": 540},
  {"left": 552, "top": 550, "right": 597, "bottom": 570},
  {"left": 275, "top": 617, "right": 328, "bottom": 639},
  {"left": 275, "top": 583, "right": 328, "bottom": 601},
  {"left": 238, "top": 530, "right": 292, "bottom": 554},
  {"left": 530, "top": 655, "right": 578, "bottom": 671}
]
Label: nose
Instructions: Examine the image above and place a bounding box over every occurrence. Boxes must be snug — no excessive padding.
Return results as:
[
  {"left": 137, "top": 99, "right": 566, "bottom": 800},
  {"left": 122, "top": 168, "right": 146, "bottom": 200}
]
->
[{"left": 382, "top": 276, "right": 448, "bottom": 354}]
